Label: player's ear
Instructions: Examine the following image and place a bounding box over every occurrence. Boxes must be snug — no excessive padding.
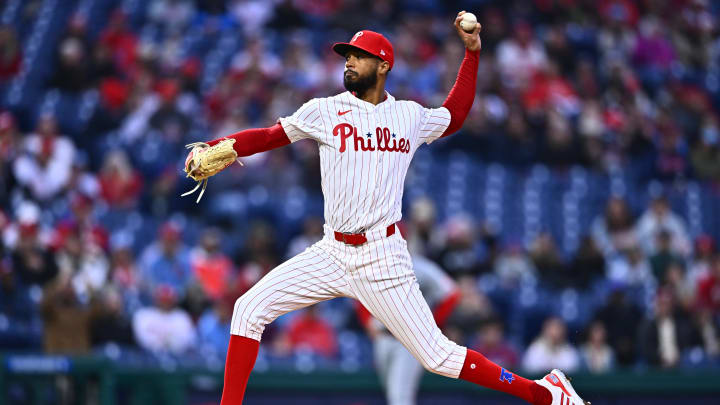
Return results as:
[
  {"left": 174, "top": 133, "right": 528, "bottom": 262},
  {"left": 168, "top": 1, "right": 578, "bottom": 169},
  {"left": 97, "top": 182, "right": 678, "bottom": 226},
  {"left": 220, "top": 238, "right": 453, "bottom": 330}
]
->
[{"left": 378, "top": 60, "right": 390, "bottom": 75}]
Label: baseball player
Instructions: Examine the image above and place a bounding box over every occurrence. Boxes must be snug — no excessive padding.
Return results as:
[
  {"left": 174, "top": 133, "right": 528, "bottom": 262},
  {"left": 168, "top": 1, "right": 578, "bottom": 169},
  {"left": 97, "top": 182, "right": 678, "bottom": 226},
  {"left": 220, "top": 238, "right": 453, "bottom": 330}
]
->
[
  {"left": 184, "top": 11, "right": 589, "bottom": 405},
  {"left": 356, "top": 254, "right": 460, "bottom": 405}
]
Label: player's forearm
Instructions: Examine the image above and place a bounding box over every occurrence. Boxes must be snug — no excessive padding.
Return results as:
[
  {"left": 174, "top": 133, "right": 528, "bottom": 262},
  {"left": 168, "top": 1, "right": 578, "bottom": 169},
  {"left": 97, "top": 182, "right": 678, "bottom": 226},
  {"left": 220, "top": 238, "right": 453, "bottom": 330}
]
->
[
  {"left": 441, "top": 48, "right": 480, "bottom": 137},
  {"left": 207, "top": 123, "right": 291, "bottom": 157}
]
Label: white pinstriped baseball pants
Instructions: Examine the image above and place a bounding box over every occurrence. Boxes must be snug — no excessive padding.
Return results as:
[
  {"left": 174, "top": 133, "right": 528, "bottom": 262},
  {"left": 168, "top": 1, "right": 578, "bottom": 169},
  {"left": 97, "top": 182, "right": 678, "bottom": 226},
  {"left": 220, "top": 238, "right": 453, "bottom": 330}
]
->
[{"left": 230, "top": 225, "right": 467, "bottom": 378}]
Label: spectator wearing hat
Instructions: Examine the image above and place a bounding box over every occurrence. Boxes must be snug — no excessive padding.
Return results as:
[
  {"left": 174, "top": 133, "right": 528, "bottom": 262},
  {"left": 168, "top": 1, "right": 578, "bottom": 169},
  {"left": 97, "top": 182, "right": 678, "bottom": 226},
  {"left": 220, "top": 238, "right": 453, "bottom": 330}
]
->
[
  {"left": 82, "top": 79, "right": 130, "bottom": 163},
  {"left": 138, "top": 222, "right": 192, "bottom": 297},
  {"left": 149, "top": 79, "right": 191, "bottom": 140},
  {"left": 12, "top": 114, "right": 76, "bottom": 201},
  {"left": 9, "top": 204, "right": 58, "bottom": 288},
  {"left": 132, "top": 284, "right": 196, "bottom": 354},
  {"left": 98, "top": 10, "right": 138, "bottom": 76},
  {"left": 54, "top": 224, "right": 110, "bottom": 301},
  {"left": 53, "top": 193, "right": 109, "bottom": 252}
]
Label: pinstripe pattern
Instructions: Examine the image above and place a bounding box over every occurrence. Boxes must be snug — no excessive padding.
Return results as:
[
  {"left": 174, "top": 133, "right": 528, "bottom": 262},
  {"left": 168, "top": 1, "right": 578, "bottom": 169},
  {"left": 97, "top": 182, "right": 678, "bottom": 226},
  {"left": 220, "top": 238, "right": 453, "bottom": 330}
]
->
[
  {"left": 278, "top": 91, "right": 451, "bottom": 234},
  {"left": 231, "top": 230, "right": 467, "bottom": 378},
  {"left": 231, "top": 242, "right": 354, "bottom": 340},
  {"left": 232, "top": 91, "right": 464, "bottom": 378}
]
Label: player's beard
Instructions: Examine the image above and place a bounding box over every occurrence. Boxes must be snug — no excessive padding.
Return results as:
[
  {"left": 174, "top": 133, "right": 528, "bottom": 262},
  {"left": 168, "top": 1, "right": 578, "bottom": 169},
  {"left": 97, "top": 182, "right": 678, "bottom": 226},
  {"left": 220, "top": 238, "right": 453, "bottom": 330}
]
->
[{"left": 343, "top": 70, "right": 378, "bottom": 96}]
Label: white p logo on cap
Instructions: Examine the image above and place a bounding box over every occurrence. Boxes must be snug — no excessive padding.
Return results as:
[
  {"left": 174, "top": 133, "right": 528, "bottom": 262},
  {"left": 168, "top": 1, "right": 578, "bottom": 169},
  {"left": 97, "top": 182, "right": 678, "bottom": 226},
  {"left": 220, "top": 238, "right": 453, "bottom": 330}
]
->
[{"left": 351, "top": 31, "right": 364, "bottom": 42}]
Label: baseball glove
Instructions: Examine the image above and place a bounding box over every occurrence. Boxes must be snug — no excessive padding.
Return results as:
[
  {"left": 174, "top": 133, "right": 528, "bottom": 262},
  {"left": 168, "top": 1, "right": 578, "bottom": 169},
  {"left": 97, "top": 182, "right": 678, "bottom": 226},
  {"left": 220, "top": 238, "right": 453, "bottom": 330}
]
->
[{"left": 181, "top": 138, "right": 242, "bottom": 203}]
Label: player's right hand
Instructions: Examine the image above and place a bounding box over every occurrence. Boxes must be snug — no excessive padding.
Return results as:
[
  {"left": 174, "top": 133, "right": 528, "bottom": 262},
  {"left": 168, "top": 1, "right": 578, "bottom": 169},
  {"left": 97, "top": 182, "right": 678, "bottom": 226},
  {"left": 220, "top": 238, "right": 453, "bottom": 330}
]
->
[{"left": 454, "top": 11, "right": 482, "bottom": 52}]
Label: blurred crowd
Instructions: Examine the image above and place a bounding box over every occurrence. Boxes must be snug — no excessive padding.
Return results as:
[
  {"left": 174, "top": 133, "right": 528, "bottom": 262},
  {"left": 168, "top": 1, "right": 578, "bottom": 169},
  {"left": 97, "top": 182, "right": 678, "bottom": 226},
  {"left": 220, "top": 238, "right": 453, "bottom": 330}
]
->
[{"left": 1, "top": 0, "right": 720, "bottom": 375}]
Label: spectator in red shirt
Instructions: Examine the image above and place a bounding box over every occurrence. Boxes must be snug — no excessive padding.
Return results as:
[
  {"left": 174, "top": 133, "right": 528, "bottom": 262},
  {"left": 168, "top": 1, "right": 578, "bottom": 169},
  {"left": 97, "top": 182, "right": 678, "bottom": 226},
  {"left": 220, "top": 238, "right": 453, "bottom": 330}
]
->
[
  {"left": 53, "top": 194, "right": 109, "bottom": 253},
  {"left": 98, "top": 150, "right": 143, "bottom": 209},
  {"left": 99, "top": 10, "right": 138, "bottom": 75},
  {"left": 696, "top": 254, "right": 720, "bottom": 314},
  {"left": 190, "top": 228, "right": 234, "bottom": 301},
  {"left": 471, "top": 319, "right": 520, "bottom": 370},
  {"left": 286, "top": 305, "right": 338, "bottom": 358}
]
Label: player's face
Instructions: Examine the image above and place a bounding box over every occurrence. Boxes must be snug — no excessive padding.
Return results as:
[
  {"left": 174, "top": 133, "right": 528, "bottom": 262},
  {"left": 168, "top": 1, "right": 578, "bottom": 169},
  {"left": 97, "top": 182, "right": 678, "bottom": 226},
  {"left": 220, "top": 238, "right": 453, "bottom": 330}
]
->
[{"left": 343, "top": 49, "right": 381, "bottom": 94}]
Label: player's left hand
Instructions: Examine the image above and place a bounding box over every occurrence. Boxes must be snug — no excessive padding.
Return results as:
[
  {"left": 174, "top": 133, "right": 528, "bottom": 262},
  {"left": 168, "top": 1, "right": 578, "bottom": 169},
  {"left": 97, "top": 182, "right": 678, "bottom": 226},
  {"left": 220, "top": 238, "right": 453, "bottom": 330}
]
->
[{"left": 454, "top": 11, "right": 481, "bottom": 52}]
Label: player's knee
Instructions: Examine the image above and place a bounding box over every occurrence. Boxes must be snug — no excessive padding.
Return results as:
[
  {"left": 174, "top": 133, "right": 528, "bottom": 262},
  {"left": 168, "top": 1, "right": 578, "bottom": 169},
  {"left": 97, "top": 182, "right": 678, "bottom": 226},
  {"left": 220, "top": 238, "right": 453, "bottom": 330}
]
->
[
  {"left": 416, "top": 339, "right": 461, "bottom": 375},
  {"left": 232, "top": 295, "right": 249, "bottom": 318},
  {"left": 232, "top": 294, "right": 267, "bottom": 336},
  {"left": 419, "top": 357, "right": 445, "bottom": 375}
]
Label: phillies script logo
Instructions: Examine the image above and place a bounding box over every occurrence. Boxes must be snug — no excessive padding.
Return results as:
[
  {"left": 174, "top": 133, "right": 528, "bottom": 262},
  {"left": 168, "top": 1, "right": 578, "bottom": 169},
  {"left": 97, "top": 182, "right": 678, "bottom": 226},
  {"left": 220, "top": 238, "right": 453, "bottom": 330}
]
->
[{"left": 333, "top": 123, "right": 410, "bottom": 154}]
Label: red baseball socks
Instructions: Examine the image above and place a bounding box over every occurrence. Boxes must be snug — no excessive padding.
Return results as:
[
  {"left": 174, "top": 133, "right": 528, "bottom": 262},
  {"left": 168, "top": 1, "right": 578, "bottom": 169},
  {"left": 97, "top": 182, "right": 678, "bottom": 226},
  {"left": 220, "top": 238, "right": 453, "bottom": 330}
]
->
[
  {"left": 459, "top": 349, "right": 552, "bottom": 405},
  {"left": 220, "top": 335, "right": 260, "bottom": 405},
  {"left": 220, "top": 338, "right": 551, "bottom": 405}
]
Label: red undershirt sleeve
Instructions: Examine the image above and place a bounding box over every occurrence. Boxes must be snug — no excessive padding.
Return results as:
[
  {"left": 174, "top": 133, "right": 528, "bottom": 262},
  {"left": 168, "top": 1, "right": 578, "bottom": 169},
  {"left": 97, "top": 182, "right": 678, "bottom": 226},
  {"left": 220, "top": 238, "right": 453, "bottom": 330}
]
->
[
  {"left": 432, "top": 288, "right": 461, "bottom": 328},
  {"left": 441, "top": 48, "right": 480, "bottom": 137},
  {"left": 206, "top": 123, "right": 291, "bottom": 157}
]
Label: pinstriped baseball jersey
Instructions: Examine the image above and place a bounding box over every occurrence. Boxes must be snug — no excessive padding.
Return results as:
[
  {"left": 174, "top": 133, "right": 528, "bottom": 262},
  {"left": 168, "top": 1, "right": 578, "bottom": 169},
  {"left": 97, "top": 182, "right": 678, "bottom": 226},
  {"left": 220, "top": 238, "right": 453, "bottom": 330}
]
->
[{"left": 279, "top": 91, "right": 451, "bottom": 234}]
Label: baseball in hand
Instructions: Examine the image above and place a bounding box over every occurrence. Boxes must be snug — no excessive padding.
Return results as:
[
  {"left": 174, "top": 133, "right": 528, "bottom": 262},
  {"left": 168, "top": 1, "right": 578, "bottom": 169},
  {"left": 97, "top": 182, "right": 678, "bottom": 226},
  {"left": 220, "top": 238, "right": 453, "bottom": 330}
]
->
[{"left": 459, "top": 12, "right": 477, "bottom": 33}]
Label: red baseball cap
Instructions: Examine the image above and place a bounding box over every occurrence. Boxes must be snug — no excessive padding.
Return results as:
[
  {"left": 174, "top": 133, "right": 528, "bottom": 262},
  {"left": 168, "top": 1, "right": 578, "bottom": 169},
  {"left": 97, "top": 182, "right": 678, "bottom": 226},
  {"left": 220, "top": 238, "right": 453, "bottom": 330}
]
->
[{"left": 332, "top": 30, "right": 394, "bottom": 70}]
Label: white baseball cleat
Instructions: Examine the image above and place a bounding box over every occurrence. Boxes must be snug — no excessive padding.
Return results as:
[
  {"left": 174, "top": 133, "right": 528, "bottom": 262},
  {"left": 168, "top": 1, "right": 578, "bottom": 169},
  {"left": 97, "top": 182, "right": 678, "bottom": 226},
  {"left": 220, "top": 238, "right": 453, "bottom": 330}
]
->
[{"left": 535, "top": 369, "right": 590, "bottom": 405}]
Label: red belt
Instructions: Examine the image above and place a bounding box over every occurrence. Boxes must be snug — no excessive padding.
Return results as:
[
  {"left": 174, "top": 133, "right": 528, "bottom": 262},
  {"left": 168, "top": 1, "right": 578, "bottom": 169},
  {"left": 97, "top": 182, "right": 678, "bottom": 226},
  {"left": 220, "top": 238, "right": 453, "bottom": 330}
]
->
[{"left": 334, "top": 224, "right": 396, "bottom": 246}]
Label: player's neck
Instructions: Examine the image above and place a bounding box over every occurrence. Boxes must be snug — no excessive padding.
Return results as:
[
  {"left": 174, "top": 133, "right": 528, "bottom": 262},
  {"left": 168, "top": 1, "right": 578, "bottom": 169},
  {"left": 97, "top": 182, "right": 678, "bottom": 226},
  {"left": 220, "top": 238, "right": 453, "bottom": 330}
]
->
[{"left": 355, "top": 83, "right": 386, "bottom": 105}]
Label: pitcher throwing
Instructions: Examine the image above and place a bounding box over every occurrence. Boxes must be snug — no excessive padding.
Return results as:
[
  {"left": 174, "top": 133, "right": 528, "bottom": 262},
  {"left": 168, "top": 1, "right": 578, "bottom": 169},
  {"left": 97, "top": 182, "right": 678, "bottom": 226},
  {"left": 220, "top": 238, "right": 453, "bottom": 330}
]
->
[{"left": 184, "top": 11, "right": 589, "bottom": 405}]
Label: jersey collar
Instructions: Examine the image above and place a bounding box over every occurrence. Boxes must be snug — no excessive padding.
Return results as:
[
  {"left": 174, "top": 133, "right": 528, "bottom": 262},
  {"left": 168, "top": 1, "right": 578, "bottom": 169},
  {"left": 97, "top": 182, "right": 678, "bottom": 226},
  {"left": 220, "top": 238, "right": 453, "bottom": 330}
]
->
[{"left": 347, "top": 90, "right": 394, "bottom": 111}]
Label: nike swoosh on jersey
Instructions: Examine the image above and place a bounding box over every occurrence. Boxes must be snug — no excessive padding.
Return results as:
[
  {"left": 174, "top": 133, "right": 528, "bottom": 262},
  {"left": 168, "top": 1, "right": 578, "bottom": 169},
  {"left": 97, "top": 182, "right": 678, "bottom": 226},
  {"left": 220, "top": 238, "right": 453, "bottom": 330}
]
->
[{"left": 338, "top": 110, "right": 352, "bottom": 116}]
